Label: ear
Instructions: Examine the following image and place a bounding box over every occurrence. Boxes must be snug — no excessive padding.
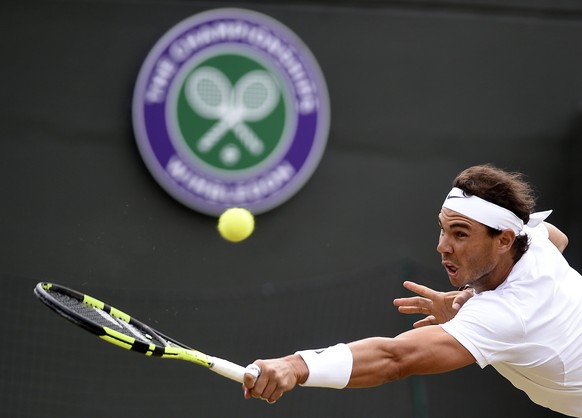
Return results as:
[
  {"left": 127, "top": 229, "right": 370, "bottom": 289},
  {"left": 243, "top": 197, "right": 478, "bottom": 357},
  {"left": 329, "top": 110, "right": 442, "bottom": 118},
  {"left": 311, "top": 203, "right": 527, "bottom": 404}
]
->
[{"left": 498, "top": 229, "right": 516, "bottom": 254}]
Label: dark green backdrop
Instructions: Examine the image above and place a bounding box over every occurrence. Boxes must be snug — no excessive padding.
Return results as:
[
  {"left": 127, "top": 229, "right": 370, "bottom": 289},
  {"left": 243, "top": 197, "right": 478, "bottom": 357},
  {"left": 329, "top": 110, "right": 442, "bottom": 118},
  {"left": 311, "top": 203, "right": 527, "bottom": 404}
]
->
[{"left": 2, "top": 0, "right": 580, "bottom": 417}]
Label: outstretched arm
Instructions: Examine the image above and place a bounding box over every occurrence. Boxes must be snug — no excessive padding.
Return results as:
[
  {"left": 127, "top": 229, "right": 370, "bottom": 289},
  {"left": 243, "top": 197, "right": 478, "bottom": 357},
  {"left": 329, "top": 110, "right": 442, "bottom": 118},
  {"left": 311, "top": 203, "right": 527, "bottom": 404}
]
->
[{"left": 243, "top": 326, "right": 475, "bottom": 403}]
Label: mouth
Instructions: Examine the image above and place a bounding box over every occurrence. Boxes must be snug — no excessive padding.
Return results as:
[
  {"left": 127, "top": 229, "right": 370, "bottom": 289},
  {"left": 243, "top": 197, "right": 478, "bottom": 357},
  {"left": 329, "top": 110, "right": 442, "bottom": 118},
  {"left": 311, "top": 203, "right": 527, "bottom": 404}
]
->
[{"left": 442, "top": 261, "right": 458, "bottom": 277}]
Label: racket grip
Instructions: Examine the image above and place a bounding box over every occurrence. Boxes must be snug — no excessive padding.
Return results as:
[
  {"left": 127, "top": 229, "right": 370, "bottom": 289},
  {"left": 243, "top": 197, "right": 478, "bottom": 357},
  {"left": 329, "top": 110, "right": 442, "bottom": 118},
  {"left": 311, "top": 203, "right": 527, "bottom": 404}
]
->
[{"left": 209, "top": 356, "right": 260, "bottom": 383}]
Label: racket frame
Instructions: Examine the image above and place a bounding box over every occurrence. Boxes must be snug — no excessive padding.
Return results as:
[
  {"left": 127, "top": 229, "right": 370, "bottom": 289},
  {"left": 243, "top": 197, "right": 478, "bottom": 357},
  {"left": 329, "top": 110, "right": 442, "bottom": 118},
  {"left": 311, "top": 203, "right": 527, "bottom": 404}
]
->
[{"left": 34, "top": 282, "right": 253, "bottom": 383}]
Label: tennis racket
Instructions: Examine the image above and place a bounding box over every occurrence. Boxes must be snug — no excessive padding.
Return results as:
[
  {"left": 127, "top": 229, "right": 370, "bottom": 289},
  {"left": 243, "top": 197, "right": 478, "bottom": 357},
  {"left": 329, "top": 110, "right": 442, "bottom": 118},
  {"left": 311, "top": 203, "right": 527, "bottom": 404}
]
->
[{"left": 33, "top": 282, "right": 259, "bottom": 383}]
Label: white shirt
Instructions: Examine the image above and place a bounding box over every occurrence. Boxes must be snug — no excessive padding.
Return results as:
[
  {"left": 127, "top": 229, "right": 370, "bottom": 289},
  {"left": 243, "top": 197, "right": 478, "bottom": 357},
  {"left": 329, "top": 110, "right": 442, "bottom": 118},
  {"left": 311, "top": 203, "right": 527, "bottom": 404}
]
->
[{"left": 441, "top": 224, "right": 582, "bottom": 417}]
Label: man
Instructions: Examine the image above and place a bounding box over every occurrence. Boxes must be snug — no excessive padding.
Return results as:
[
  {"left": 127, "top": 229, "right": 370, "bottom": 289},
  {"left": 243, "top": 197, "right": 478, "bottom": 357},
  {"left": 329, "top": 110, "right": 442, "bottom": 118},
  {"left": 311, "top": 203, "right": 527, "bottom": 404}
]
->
[{"left": 242, "top": 164, "right": 582, "bottom": 417}]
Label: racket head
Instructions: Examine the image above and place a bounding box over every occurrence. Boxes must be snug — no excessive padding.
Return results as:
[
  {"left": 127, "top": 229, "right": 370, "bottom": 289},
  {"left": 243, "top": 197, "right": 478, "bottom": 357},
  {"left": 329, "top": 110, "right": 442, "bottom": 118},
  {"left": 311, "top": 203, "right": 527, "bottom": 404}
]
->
[
  {"left": 33, "top": 282, "right": 193, "bottom": 356},
  {"left": 34, "top": 282, "right": 256, "bottom": 383}
]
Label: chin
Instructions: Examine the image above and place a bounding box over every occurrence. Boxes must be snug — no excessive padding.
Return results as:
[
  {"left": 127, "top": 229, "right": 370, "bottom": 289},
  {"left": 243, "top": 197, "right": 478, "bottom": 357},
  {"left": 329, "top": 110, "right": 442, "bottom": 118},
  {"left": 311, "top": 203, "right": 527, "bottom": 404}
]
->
[{"left": 448, "top": 275, "right": 465, "bottom": 289}]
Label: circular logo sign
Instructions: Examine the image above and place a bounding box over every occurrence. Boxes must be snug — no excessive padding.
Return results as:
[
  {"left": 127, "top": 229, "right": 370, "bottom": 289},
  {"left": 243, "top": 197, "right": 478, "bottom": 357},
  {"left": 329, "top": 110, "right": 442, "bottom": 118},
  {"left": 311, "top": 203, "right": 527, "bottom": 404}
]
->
[{"left": 133, "top": 8, "right": 330, "bottom": 216}]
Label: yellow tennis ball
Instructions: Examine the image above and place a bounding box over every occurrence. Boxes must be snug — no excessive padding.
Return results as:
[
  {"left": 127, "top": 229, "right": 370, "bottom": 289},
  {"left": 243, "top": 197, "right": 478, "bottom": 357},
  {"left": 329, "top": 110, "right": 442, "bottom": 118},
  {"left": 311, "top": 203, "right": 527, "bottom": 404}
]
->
[{"left": 217, "top": 208, "right": 255, "bottom": 242}]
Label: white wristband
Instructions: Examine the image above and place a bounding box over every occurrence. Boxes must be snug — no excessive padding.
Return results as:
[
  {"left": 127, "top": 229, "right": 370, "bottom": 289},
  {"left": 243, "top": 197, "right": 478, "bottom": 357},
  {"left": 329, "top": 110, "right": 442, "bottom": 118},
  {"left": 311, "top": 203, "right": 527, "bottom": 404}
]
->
[{"left": 295, "top": 343, "right": 353, "bottom": 389}]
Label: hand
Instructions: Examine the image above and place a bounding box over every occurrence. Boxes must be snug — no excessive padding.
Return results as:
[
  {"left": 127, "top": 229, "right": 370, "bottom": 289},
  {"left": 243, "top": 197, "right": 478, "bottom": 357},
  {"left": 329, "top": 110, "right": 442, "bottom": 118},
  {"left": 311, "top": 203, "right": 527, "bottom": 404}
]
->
[
  {"left": 393, "top": 281, "right": 474, "bottom": 327},
  {"left": 243, "top": 354, "right": 308, "bottom": 404}
]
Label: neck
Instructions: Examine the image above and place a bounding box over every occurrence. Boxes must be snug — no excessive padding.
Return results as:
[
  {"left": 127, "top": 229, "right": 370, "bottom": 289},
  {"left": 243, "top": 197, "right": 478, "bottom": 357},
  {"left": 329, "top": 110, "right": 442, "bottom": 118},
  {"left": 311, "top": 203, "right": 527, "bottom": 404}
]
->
[{"left": 472, "top": 256, "right": 516, "bottom": 293}]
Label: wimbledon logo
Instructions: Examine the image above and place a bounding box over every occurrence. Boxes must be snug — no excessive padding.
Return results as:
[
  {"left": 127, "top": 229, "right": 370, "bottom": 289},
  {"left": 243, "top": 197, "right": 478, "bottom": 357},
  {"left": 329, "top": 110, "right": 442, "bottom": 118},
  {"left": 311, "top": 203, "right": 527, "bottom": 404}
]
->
[{"left": 132, "top": 8, "right": 330, "bottom": 216}]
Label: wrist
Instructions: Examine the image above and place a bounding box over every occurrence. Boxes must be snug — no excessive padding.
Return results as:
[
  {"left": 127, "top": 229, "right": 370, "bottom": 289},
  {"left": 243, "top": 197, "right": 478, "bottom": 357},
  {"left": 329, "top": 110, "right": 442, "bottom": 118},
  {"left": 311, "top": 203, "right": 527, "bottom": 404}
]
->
[
  {"left": 295, "top": 343, "right": 353, "bottom": 389},
  {"left": 285, "top": 354, "right": 310, "bottom": 385}
]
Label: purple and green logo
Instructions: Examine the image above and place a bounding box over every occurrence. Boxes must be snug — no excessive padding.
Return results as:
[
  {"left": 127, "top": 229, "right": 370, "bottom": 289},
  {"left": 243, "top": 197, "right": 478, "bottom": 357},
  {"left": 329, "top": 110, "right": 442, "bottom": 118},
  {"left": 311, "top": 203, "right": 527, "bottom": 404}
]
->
[{"left": 132, "top": 8, "right": 330, "bottom": 216}]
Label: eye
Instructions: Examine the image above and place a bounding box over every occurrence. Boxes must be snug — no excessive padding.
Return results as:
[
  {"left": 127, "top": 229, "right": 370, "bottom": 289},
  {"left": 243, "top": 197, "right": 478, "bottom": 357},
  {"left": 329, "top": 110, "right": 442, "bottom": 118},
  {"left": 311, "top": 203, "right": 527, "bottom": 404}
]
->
[{"left": 456, "top": 231, "right": 468, "bottom": 238}]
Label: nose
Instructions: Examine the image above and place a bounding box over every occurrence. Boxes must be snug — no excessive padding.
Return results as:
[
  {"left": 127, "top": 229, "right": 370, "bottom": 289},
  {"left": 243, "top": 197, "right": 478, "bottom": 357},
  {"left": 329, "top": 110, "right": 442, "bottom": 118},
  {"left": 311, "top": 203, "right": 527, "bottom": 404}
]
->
[{"left": 437, "top": 233, "right": 452, "bottom": 254}]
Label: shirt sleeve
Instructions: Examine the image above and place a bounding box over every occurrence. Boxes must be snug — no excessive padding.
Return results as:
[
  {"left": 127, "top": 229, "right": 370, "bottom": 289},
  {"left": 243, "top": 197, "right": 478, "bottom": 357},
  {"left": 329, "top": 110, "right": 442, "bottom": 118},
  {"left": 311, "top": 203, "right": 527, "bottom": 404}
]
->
[
  {"left": 441, "top": 295, "right": 525, "bottom": 369},
  {"left": 525, "top": 223, "right": 549, "bottom": 240}
]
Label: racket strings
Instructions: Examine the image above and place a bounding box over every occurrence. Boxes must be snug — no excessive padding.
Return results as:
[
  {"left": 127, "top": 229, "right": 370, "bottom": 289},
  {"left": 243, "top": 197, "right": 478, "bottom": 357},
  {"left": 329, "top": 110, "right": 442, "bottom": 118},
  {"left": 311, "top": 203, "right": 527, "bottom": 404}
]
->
[
  {"left": 46, "top": 289, "right": 162, "bottom": 346},
  {"left": 46, "top": 290, "right": 98, "bottom": 320}
]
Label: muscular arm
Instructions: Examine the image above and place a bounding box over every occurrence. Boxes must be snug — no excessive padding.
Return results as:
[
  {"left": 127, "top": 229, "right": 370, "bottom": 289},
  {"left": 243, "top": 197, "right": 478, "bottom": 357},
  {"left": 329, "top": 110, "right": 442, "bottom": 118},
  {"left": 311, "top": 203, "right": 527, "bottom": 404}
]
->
[
  {"left": 347, "top": 326, "right": 474, "bottom": 387},
  {"left": 244, "top": 326, "right": 475, "bottom": 402}
]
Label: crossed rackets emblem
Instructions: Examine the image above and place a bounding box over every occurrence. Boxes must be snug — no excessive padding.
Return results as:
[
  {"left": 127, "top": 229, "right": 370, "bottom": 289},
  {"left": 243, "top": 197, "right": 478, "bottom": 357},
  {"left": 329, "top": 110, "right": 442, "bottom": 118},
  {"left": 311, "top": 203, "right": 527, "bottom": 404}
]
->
[{"left": 185, "top": 67, "right": 280, "bottom": 164}]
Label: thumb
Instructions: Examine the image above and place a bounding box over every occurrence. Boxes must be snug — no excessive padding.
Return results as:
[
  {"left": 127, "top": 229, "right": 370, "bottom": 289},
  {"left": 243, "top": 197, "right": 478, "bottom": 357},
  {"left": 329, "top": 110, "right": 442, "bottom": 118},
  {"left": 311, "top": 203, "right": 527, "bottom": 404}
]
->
[{"left": 453, "top": 288, "right": 475, "bottom": 311}]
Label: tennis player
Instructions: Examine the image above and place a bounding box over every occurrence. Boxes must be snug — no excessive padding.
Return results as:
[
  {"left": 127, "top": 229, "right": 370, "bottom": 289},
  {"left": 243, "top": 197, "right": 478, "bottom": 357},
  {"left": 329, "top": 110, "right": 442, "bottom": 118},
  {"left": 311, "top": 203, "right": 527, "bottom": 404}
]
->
[{"left": 242, "top": 164, "right": 582, "bottom": 417}]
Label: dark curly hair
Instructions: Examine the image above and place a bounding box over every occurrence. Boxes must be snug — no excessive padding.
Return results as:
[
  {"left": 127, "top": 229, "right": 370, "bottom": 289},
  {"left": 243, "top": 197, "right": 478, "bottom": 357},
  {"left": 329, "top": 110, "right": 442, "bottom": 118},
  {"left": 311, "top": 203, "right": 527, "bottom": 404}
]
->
[{"left": 452, "top": 164, "right": 537, "bottom": 262}]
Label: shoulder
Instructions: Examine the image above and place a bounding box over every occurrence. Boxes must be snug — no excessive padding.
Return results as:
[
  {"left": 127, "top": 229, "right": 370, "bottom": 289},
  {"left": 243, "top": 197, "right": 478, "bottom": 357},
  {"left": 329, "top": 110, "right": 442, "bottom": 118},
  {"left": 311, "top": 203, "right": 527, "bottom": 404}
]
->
[
  {"left": 524, "top": 223, "right": 549, "bottom": 241},
  {"left": 441, "top": 293, "right": 525, "bottom": 367},
  {"left": 452, "top": 293, "right": 525, "bottom": 334}
]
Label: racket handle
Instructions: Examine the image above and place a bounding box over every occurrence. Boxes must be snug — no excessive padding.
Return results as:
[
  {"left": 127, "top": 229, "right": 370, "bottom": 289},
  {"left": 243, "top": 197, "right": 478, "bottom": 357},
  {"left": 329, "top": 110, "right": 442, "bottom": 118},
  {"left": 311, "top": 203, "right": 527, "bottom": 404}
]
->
[{"left": 209, "top": 356, "right": 260, "bottom": 383}]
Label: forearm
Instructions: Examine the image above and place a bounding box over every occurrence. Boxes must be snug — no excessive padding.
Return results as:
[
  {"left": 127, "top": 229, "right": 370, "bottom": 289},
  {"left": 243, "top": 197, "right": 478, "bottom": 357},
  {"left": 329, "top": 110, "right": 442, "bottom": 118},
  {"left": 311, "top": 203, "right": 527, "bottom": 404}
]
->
[
  {"left": 244, "top": 327, "right": 474, "bottom": 403},
  {"left": 344, "top": 329, "right": 474, "bottom": 387},
  {"left": 293, "top": 338, "right": 403, "bottom": 389},
  {"left": 347, "top": 337, "right": 403, "bottom": 387},
  {"left": 298, "top": 330, "right": 469, "bottom": 389}
]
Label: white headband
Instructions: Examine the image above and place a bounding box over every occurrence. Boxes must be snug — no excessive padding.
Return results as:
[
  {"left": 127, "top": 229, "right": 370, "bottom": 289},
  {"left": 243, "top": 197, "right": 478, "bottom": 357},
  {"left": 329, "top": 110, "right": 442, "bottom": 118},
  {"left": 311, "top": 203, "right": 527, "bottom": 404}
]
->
[{"left": 442, "top": 187, "right": 552, "bottom": 235}]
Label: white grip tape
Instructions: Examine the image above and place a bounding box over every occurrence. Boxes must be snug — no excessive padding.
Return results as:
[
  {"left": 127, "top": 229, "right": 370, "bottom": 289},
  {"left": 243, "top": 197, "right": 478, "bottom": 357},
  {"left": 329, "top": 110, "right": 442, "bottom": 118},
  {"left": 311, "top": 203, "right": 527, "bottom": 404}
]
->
[
  {"left": 210, "top": 357, "right": 259, "bottom": 383},
  {"left": 295, "top": 343, "right": 353, "bottom": 389}
]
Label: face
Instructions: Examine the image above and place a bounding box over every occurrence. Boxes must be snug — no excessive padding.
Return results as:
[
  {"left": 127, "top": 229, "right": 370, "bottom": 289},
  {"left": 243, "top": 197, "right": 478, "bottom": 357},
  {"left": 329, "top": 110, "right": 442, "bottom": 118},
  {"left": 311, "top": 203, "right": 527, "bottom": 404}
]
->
[{"left": 437, "top": 208, "right": 511, "bottom": 292}]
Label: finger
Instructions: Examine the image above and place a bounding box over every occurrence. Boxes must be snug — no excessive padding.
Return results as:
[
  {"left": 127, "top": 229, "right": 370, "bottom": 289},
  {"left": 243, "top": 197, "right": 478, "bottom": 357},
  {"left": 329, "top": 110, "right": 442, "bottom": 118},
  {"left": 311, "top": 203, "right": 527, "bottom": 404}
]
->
[
  {"left": 249, "top": 369, "right": 268, "bottom": 398},
  {"left": 412, "top": 315, "right": 436, "bottom": 328},
  {"left": 402, "top": 281, "right": 439, "bottom": 299},
  {"left": 243, "top": 387, "right": 252, "bottom": 400},
  {"left": 397, "top": 305, "right": 430, "bottom": 315},
  {"left": 256, "top": 378, "right": 279, "bottom": 403},
  {"left": 452, "top": 289, "right": 475, "bottom": 310},
  {"left": 393, "top": 296, "right": 431, "bottom": 308},
  {"left": 244, "top": 364, "right": 261, "bottom": 385},
  {"left": 392, "top": 296, "right": 433, "bottom": 310},
  {"left": 267, "top": 389, "right": 283, "bottom": 404},
  {"left": 243, "top": 364, "right": 261, "bottom": 395},
  {"left": 252, "top": 383, "right": 266, "bottom": 399}
]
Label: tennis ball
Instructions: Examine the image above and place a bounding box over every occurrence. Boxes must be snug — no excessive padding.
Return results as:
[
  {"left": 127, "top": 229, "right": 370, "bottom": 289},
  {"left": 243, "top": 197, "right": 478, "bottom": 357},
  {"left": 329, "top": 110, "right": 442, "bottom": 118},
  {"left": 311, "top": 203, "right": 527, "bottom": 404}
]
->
[{"left": 217, "top": 208, "right": 255, "bottom": 242}]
